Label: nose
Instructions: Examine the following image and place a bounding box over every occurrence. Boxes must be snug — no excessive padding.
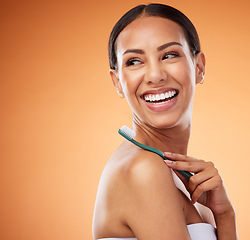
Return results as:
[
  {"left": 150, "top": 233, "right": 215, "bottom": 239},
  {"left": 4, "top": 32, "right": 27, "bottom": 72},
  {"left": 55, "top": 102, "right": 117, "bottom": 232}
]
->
[{"left": 145, "top": 61, "right": 167, "bottom": 85}]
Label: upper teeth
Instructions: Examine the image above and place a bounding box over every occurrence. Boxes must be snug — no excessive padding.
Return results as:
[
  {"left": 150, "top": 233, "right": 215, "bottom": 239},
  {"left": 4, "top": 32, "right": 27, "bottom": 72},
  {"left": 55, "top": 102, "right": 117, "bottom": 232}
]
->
[{"left": 144, "top": 90, "right": 177, "bottom": 102}]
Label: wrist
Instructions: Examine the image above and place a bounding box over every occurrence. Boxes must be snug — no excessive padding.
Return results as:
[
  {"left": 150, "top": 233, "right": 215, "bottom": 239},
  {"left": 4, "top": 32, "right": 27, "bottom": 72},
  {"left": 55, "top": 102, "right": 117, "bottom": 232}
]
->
[
  {"left": 212, "top": 199, "right": 235, "bottom": 217},
  {"left": 213, "top": 207, "right": 238, "bottom": 240},
  {"left": 213, "top": 206, "right": 235, "bottom": 223}
]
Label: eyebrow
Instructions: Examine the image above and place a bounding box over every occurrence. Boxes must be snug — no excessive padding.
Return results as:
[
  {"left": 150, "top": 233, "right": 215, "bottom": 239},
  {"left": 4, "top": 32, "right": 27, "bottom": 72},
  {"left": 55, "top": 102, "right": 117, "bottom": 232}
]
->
[
  {"left": 157, "top": 42, "right": 182, "bottom": 51},
  {"left": 123, "top": 49, "right": 144, "bottom": 55},
  {"left": 123, "top": 41, "right": 183, "bottom": 55}
]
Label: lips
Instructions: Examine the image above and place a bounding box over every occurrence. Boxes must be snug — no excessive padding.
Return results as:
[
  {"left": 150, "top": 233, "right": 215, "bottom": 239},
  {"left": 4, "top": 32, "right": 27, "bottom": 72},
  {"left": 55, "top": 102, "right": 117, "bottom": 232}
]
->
[
  {"left": 142, "top": 89, "right": 179, "bottom": 105},
  {"left": 140, "top": 88, "right": 179, "bottom": 112}
]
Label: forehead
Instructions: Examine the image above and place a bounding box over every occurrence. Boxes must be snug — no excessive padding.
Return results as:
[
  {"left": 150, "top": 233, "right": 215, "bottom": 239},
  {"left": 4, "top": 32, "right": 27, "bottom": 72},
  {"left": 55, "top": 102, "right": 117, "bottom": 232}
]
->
[{"left": 116, "top": 16, "right": 187, "bottom": 52}]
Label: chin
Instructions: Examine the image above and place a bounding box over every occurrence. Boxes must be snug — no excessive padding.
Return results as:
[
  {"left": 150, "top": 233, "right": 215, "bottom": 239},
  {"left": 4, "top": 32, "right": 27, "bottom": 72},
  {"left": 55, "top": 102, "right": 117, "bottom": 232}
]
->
[
  {"left": 141, "top": 115, "right": 176, "bottom": 129},
  {"left": 142, "top": 110, "right": 192, "bottom": 131}
]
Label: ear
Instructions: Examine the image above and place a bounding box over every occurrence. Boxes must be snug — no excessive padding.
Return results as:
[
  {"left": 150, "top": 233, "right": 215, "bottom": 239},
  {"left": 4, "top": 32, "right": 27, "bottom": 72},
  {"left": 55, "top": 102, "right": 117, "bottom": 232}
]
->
[
  {"left": 195, "top": 51, "right": 206, "bottom": 84},
  {"left": 109, "top": 69, "right": 125, "bottom": 97}
]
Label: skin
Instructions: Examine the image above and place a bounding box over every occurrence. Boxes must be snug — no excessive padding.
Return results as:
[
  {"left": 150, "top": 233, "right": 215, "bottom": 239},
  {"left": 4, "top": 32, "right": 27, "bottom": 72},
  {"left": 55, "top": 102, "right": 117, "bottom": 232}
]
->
[{"left": 93, "top": 16, "right": 237, "bottom": 240}]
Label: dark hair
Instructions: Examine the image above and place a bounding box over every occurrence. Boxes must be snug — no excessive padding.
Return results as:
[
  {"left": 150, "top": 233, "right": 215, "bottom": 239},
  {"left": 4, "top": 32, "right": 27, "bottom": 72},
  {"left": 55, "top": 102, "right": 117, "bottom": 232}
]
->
[{"left": 108, "top": 3, "right": 200, "bottom": 70}]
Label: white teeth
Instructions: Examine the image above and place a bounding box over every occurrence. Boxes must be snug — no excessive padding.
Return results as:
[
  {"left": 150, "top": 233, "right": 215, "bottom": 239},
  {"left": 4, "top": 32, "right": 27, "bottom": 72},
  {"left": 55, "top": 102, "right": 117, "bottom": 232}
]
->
[
  {"left": 152, "top": 99, "right": 172, "bottom": 104},
  {"left": 144, "top": 90, "right": 177, "bottom": 103},
  {"left": 165, "top": 92, "right": 170, "bottom": 98},
  {"left": 160, "top": 93, "right": 165, "bottom": 100}
]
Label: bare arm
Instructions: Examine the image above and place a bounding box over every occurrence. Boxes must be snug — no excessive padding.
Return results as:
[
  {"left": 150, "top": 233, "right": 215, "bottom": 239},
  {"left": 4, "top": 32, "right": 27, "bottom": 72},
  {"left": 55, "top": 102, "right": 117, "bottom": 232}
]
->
[
  {"left": 121, "top": 152, "right": 192, "bottom": 240},
  {"left": 214, "top": 208, "right": 237, "bottom": 240}
]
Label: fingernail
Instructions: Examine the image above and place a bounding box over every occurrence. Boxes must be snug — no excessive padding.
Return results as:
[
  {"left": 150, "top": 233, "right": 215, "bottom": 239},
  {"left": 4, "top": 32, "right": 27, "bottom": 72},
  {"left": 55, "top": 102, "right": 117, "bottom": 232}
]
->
[
  {"left": 164, "top": 160, "right": 174, "bottom": 164},
  {"left": 164, "top": 152, "right": 172, "bottom": 156}
]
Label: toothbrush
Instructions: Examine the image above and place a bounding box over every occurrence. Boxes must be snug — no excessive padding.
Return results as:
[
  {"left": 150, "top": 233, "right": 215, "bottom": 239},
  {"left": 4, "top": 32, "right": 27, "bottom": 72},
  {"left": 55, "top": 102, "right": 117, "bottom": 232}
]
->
[{"left": 118, "top": 125, "right": 193, "bottom": 180}]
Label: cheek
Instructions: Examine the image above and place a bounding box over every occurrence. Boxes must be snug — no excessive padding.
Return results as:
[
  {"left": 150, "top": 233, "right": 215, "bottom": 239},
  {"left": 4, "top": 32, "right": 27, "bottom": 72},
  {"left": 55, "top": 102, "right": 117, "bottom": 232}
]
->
[
  {"left": 120, "top": 70, "right": 143, "bottom": 96},
  {"left": 169, "top": 61, "right": 196, "bottom": 105},
  {"left": 169, "top": 61, "right": 195, "bottom": 85}
]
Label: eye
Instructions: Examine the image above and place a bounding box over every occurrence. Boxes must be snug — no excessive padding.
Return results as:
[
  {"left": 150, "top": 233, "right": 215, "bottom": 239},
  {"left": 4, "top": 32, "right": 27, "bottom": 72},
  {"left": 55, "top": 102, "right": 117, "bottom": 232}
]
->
[
  {"left": 162, "top": 51, "right": 179, "bottom": 60},
  {"left": 125, "top": 58, "right": 142, "bottom": 66}
]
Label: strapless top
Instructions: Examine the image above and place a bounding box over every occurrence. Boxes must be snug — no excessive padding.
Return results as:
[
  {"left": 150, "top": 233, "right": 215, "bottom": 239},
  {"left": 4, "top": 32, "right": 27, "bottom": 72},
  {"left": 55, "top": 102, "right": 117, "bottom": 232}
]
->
[{"left": 97, "top": 223, "right": 217, "bottom": 240}]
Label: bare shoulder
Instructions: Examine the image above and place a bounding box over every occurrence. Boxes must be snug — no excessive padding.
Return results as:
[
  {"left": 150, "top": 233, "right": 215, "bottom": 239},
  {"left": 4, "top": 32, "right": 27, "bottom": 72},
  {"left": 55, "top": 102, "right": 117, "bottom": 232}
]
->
[
  {"left": 94, "top": 144, "right": 191, "bottom": 239},
  {"left": 105, "top": 144, "right": 175, "bottom": 194},
  {"left": 100, "top": 144, "right": 180, "bottom": 210},
  {"left": 120, "top": 149, "right": 174, "bottom": 188},
  {"left": 115, "top": 148, "right": 190, "bottom": 239},
  {"left": 119, "top": 148, "right": 180, "bottom": 201}
]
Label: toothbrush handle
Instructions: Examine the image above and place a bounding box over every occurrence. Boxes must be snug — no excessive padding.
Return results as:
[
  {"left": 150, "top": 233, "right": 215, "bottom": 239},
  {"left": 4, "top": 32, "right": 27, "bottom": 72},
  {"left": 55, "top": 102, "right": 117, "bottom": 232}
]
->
[
  {"left": 176, "top": 170, "right": 193, "bottom": 179},
  {"left": 131, "top": 139, "right": 193, "bottom": 180},
  {"left": 131, "top": 139, "right": 165, "bottom": 157},
  {"left": 163, "top": 155, "right": 193, "bottom": 179}
]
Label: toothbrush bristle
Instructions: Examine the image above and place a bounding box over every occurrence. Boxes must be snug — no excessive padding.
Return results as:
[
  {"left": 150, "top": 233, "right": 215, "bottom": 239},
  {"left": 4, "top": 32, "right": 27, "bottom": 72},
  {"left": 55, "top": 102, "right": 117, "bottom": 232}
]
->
[{"left": 120, "top": 125, "right": 136, "bottom": 139}]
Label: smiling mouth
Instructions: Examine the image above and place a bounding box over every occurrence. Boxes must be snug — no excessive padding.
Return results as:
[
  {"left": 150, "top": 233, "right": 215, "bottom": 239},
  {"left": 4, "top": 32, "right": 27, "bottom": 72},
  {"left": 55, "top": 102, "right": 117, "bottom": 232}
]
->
[{"left": 142, "top": 90, "right": 179, "bottom": 105}]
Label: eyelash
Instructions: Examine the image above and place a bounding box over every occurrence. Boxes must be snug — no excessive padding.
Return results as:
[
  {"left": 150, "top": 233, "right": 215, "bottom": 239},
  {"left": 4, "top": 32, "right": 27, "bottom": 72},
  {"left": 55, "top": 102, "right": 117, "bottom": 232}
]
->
[
  {"left": 125, "top": 58, "right": 141, "bottom": 66},
  {"left": 162, "top": 51, "right": 179, "bottom": 60},
  {"left": 125, "top": 51, "right": 179, "bottom": 67}
]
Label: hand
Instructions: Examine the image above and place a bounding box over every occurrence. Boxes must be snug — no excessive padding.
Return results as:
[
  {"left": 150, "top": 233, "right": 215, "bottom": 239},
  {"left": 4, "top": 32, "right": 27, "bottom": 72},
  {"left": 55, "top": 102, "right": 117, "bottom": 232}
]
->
[{"left": 164, "top": 152, "right": 233, "bottom": 216}]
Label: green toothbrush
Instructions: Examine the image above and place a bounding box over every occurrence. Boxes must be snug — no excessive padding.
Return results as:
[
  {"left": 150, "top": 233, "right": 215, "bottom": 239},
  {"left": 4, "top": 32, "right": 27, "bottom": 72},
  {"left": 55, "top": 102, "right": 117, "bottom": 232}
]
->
[{"left": 118, "top": 125, "right": 193, "bottom": 180}]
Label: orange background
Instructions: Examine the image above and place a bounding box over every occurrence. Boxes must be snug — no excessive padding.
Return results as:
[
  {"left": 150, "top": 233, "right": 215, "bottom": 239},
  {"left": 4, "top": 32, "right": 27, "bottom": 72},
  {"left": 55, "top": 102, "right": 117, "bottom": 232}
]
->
[{"left": 1, "top": 0, "right": 249, "bottom": 239}]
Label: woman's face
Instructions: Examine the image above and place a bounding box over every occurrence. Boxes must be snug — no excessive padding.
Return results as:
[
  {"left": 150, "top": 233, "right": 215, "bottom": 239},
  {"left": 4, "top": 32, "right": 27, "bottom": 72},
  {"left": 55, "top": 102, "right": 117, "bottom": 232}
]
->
[{"left": 110, "top": 16, "right": 205, "bottom": 130}]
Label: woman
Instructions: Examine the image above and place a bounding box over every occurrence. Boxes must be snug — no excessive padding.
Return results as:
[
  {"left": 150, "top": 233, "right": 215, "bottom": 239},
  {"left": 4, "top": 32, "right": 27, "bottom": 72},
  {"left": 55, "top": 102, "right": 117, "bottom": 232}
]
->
[{"left": 93, "top": 3, "right": 237, "bottom": 240}]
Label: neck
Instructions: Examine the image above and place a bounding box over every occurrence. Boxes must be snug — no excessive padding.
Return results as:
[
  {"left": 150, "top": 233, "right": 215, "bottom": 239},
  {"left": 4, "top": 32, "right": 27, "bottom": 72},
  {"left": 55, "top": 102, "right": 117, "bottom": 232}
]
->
[{"left": 132, "top": 121, "right": 191, "bottom": 155}]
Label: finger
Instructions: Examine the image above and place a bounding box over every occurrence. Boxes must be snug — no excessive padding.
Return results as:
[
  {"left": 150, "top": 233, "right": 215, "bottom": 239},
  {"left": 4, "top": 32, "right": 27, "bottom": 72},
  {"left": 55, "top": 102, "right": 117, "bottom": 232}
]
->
[
  {"left": 188, "top": 167, "right": 218, "bottom": 193},
  {"left": 164, "top": 158, "right": 209, "bottom": 173},
  {"left": 191, "top": 175, "right": 221, "bottom": 203},
  {"left": 164, "top": 152, "right": 197, "bottom": 162}
]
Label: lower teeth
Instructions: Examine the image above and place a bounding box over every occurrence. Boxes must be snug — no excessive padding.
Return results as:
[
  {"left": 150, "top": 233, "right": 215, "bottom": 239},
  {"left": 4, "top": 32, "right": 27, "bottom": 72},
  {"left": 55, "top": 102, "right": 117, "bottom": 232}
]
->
[{"left": 150, "top": 97, "right": 174, "bottom": 105}]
